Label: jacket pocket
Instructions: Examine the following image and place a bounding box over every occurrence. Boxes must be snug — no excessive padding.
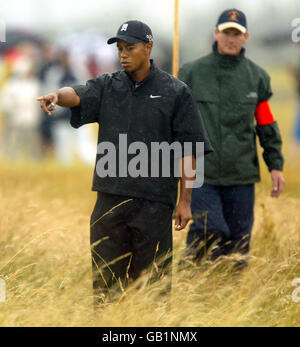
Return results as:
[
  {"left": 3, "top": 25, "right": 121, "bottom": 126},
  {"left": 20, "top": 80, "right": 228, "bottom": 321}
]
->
[{"left": 237, "top": 98, "right": 257, "bottom": 123}]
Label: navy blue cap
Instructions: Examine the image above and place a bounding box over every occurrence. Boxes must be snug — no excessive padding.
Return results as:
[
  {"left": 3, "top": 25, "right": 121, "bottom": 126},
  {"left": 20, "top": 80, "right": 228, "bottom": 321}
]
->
[
  {"left": 216, "top": 9, "right": 247, "bottom": 33},
  {"left": 107, "top": 20, "right": 153, "bottom": 45}
]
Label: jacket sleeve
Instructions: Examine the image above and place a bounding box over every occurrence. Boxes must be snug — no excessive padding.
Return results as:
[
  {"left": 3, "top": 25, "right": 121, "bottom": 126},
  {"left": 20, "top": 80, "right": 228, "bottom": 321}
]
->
[
  {"left": 69, "top": 74, "right": 106, "bottom": 128},
  {"left": 255, "top": 72, "right": 284, "bottom": 171},
  {"left": 256, "top": 121, "right": 284, "bottom": 171},
  {"left": 257, "top": 72, "right": 273, "bottom": 103},
  {"left": 172, "top": 84, "right": 213, "bottom": 157},
  {"left": 178, "top": 64, "right": 192, "bottom": 87}
]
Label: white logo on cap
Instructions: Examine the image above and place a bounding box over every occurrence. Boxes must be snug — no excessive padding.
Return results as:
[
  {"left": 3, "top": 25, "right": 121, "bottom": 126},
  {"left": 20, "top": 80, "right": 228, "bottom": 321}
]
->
[
  {"left": 121, "top": 23, "right": 128, "bottom": 32},
  {"left": 146, "top": 34, "right": 153, "bottom": 42}
]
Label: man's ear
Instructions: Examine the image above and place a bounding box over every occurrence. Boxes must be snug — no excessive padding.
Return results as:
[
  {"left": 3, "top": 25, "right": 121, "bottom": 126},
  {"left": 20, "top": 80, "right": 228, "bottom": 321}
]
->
[
  {"left": 213, "top": 28, "right": 219, "bottom": 41},
  {"left": 244, "top": 32, "right": 249, "bottom": 44},
  {"left": 146, "top": 42, "right": 153, "bottom": 55}
]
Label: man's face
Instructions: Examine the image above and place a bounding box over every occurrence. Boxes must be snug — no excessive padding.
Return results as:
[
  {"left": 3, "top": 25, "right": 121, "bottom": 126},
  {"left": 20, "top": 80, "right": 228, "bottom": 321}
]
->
[
  {"left": 117, "top": 40, "right": 152, "bottom": 73},
  {"left": 214, "top": 27, "right": 249, "bottom": 56}
]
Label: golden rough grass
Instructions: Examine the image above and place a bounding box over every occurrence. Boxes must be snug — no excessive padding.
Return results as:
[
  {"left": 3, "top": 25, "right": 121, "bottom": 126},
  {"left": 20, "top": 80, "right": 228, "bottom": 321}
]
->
[{"left": 0, "top": 67, "right": 300, "bottom": 327}]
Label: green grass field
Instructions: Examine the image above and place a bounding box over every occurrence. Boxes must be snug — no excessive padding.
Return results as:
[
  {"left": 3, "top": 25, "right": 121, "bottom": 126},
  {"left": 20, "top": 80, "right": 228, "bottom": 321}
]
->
[{"left": 0, "top": 67, "right": 299, "bottom": 327}]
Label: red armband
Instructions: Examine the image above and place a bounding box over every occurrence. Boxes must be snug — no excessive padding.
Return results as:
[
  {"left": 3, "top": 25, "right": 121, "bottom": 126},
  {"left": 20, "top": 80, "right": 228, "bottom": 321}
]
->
[{"left": 255, "top": 101, "right": 275, "bottom": 126}]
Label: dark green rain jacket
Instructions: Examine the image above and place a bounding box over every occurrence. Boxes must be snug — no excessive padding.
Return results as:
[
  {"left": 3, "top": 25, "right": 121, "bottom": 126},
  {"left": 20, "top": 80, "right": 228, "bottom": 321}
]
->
[{"left": 179, "top": 42, "right": 284, "bottom": 186}]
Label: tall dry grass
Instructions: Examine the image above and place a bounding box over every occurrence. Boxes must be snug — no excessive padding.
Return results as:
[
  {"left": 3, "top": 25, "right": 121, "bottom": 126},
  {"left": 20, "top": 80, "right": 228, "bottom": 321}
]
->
[{"left": 0, "top": 67, "right": 299, "bottom": 326}]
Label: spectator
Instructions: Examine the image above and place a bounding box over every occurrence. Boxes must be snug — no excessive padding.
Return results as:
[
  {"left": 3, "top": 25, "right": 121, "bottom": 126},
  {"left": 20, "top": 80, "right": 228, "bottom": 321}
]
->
[{"left": 1, "top": 57, "right": 41, "bottom": 160}]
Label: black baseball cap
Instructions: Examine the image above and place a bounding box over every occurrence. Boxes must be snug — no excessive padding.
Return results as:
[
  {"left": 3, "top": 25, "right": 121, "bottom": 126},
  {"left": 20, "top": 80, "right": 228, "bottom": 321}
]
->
[
  {"left": 107, "top": 20, "right": 153, "bottom": 45},
  {"left": 216, "top": 9, "right": 247, "bottom": 33}
]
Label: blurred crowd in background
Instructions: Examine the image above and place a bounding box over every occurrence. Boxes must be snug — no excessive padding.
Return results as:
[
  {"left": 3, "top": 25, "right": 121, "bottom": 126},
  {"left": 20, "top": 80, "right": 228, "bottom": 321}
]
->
[
  {"left": 0, "top": 25, "right": 299, "bottom": 165},
  {"left": 0, "top": 28, "right": 172, "bottom": 165},
  {"left": 289, "top": 57, "right": 300, "bottom": 147}
]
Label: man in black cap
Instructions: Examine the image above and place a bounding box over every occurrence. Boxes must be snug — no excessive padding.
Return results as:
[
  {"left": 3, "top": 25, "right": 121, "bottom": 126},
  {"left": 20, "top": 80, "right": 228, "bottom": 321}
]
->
[
  {"left": 37, "top": 20, "right": 212, "bottom": 304},
  {"left": 179, "top": 9, "right": 285, "bottom": 265}
]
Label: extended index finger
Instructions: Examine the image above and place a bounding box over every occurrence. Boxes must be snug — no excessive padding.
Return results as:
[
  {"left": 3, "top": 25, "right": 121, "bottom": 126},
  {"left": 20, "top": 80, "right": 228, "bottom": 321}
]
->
[{"left": 37, "top": 97, "right": 51, "bottom": 116}]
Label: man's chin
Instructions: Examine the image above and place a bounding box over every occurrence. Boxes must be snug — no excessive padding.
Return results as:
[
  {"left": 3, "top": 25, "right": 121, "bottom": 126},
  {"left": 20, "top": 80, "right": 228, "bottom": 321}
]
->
[
  {"left": 122, "top": 64, "right": 133, "bottom": 72},
  {"left": 224, "top": 48, "right": 240, "bottom": 56}
]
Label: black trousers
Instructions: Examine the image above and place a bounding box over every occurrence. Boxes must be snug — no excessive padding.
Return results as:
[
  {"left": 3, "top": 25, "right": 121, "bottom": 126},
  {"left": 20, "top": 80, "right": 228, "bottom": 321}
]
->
[{"left": 90, "top": 192, "right": 173, "bottom": 303}]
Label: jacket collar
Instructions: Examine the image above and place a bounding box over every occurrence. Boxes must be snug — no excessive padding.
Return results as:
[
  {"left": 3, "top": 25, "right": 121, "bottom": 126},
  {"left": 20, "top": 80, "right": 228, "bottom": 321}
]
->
[
  {"left": 212, "top": 41, "right": 245, "bottom": 68},
  {"left": 124, "top": 59, "right": 157, "bottom": 86}
]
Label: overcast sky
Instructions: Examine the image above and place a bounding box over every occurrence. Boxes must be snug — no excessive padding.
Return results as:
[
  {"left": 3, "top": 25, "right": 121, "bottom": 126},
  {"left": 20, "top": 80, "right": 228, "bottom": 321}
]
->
[
  {"left": 0, "top": 0, "right": 298, "bottom": 33},
  {"left": 0, "top": 0, "right": 299, "bottom": 65}
]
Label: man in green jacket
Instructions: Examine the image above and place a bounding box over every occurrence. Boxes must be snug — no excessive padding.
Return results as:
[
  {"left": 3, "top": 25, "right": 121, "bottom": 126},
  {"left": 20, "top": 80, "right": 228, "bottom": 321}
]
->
[{"left": 179, "top": 9, "right": 285, "bottom": 263}]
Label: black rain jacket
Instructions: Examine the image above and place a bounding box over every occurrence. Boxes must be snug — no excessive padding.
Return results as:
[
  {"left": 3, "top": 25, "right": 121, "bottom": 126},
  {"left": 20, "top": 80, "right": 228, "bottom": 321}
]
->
[{"left": 70, "top": 61, "right": 213, "bottom": 208}]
